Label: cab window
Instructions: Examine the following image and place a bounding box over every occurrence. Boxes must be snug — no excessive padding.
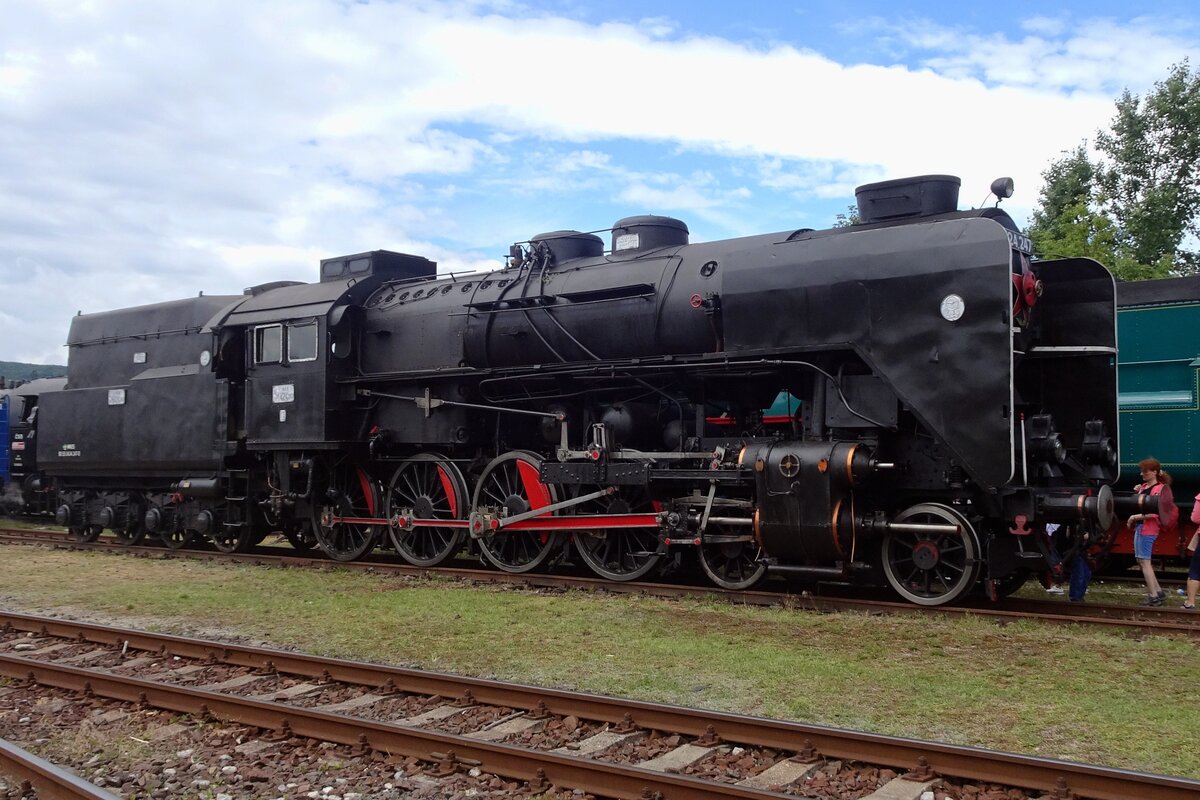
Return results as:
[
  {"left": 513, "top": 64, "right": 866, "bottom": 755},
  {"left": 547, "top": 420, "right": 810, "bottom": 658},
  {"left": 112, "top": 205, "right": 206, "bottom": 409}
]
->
[
  {"left": 288, "top": 320, "right": 319, "bottom": 363},
  {"left": 254, "top": 325, "right": 282, "bottom": 364}
]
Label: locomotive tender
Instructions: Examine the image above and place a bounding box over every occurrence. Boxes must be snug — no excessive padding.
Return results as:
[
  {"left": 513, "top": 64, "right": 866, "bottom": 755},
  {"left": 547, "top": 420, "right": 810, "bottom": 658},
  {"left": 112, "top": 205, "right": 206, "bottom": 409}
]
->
[{"left": 35, "top": 174, "right": 1131, "bottom": 605}]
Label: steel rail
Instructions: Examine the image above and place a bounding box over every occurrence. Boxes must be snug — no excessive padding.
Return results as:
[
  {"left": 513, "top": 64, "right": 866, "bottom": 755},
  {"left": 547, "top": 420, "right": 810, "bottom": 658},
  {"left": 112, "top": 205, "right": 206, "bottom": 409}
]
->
[
  {"left": 2, "top": 612, "right": 1198, "bottom": 800},
  {"left": 0, "top": 653, "right": 788, "bottom": 800},
  {"left": 2, "top": 527, "right": 1198, "bottom": 636},
  {"left": 0, "top": 736, "right": 118, "bottom": 800}
]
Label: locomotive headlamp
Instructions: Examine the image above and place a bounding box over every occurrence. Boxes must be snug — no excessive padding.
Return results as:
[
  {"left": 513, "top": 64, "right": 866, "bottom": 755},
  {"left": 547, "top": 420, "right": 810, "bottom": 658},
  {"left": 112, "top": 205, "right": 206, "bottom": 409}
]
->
[
  {"left": 1082, "top": 437, "right": 1117, "bottom": 467},
  {"left": 1026, "top": 415, "right": 1067, "bottom": 464},
  {"left": 1048, "top": 434, "right": 1067, "bottom": 464},
  {"left": 1030, "top": 432, "right": 1067, "bottom": 464},
  {"left": 1081, "top": 420, "right": 1118, "bottom": 478}
]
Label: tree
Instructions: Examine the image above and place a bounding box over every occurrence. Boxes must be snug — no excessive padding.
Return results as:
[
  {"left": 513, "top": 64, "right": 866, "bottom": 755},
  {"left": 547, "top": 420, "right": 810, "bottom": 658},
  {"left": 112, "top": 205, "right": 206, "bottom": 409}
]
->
[
  {"left": 1026, "top": 146, "right": 1153, "bottom": 278},
  {"left": 833, "top": 205, "right": 859, "bottom": 227},
  {"left": 1027, "top": 61, "right": 1200, "bottom": 279},
  {"left": 1097, "top": 61, "right": 1200, "bottom": 273}
]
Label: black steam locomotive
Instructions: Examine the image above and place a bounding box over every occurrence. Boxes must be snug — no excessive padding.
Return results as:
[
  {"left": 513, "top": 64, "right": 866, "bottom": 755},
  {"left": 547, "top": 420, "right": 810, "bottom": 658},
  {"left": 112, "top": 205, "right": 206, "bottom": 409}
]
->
[{"left": 32, "top": 174, "right": 1130, "bottom": 605}]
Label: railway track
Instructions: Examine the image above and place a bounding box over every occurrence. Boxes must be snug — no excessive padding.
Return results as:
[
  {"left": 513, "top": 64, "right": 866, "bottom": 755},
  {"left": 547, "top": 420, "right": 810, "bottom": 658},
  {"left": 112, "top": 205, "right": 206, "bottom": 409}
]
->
[
  {"left": 1, "top": 611, "right": 1197, "bottom": 799},
  {"left": 2, "top": 525, "right": 1198, "bottom": 638},
  {"left": 0, "top": 735, "right": 119, "bottom": 800}
]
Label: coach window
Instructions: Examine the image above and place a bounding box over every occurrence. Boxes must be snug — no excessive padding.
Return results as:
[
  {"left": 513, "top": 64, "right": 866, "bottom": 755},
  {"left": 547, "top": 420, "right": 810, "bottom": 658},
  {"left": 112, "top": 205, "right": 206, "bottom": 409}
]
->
[
  {"left": 287, "top": 320, "right": 319, "bottom": 363},
  {"left": 254, "top": 324, "right": 283, "bottom": 364}
]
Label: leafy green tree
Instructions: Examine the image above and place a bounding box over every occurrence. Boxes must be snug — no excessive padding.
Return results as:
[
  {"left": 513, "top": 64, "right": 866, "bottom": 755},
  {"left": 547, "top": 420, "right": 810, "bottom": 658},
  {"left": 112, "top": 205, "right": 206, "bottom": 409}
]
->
[
  {"left": 1096, "top": 61, "right": 1200, "bottom": 273},
  {"left": 833, "top": 204, "right": 859, "bottom": 227},
  {"left": 1026, "top": 146, "right": 1154, "bottom": 279},
  {"left": 1027, "top": 61, "right": 1200, "bottom": 279}
]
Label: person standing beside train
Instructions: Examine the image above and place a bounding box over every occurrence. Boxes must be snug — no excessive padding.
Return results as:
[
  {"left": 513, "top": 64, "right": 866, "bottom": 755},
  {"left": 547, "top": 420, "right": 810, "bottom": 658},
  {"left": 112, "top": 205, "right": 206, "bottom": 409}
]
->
[
  {"left": 1127, "top": 457, "right": 1176, "bottom": 606},
  {"left": 1184, "top": 494, "right": 1200, "bottom": 610}
]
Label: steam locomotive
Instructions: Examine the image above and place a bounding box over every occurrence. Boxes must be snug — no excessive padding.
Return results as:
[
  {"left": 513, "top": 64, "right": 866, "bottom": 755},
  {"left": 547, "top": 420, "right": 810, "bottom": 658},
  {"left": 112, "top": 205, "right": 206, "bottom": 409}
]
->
[{"left": 28, "top": 174, "right": 1135, "bottom": 605}]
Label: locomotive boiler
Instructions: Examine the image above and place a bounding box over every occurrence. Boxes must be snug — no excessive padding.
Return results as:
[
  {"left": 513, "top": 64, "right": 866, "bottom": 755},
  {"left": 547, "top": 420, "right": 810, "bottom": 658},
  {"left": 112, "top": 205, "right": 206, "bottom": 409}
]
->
[{"left": 34, "top": 174, "right": 1131, "bottom": 605}]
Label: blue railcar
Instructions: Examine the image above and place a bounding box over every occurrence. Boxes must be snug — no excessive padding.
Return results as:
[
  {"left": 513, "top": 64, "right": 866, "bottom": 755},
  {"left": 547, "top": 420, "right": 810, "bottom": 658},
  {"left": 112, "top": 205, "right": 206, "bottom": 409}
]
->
[{"left": 0, "top": 390, "right": 10, "bottom": 491}]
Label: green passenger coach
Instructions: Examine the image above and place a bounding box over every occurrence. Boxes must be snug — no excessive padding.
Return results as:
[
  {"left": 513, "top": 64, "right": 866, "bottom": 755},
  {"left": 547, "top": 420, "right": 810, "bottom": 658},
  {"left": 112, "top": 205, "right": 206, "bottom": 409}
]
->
[{"left": 1115, "top": 275, "right": 1200, "bottom": 561}]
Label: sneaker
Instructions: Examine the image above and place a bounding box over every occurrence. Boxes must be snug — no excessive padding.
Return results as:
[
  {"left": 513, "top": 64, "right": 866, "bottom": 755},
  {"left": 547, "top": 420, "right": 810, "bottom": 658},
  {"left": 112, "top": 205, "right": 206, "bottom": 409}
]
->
[
  {"left": 1177, "top": 588, "right": 1187, "bottom": 596},
  {"left": 1045, "top": 585, "right": 1064, "bottom": 595},
  {"left": 1183, "top": 603, "right": 1196, "bottom": 610},
  {"left": 1139, "top": 595, "right": 1165, "bottom": 607},
  {"left": 1156, "top": 590, "right": 1167, "bottom": 600}
]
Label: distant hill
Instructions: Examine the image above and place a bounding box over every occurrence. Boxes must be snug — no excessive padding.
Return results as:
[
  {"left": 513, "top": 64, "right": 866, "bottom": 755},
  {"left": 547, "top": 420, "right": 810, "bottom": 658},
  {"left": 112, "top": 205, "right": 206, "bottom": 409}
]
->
[{"left": 0, "top": 361, "right": 67, "bottom": 386}]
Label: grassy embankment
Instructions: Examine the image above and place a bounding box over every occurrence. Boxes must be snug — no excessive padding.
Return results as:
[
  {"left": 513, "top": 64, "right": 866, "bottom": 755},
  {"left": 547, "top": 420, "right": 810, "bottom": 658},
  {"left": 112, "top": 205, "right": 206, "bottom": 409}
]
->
[{"left": 0, "top": 546, "right": 1196, "bottom": 779}]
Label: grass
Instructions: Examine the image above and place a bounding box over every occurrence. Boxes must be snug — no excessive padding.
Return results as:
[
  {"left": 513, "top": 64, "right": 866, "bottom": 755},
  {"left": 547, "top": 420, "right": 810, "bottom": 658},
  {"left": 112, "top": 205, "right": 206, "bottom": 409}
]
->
[{"left": 0, "top": 546, "right": 1197, "bottom": 779}]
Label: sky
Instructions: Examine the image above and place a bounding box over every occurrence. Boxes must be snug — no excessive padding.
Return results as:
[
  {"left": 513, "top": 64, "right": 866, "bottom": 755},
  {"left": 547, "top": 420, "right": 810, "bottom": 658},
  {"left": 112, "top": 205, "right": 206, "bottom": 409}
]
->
[{"left": 1, "top": 1, "right": 1198, "bottom": 364}]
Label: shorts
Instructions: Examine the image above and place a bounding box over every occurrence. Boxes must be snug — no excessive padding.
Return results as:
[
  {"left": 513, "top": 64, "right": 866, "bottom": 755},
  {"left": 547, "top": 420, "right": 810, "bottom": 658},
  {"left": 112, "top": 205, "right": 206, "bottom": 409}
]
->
[
  {"left": 1134, "top": 532, "right": 1157, "bottom": 560},
  {"left": 1189, "top": 545, "right": 1200, "bottom": 582}
]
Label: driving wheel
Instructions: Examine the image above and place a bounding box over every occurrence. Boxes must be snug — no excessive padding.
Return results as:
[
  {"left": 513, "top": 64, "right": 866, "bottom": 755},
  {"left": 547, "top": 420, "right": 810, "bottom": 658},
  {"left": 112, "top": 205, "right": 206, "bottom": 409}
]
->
[
  {"left": 573, "top": 486, "right": 664, "bottom": 581},
  {"left": 310, "top": 460, "right": 382, "bottom": 562},
  {"left": 386, "top": 453, "right": 469, "bottom": 567},
  {"left": 471, "top": 451, "right": 560, "bottom": 573}
]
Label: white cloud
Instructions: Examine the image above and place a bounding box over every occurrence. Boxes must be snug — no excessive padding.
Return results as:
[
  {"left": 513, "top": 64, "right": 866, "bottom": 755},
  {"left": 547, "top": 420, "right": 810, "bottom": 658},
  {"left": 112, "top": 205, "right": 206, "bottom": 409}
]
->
[
  {"left": 878, "top": 16, "right": 1196, "bottom": 94},
  {"left": 0, "top": 1, "right": 1194, "bottom": 362}
]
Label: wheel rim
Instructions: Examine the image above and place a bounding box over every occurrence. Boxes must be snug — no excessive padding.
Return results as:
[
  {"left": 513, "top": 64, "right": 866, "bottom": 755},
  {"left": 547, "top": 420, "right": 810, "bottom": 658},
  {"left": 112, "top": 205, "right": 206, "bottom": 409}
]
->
[
  {"left": 472, "top": 451, "right": 559, "bottom": 573},
  {"left": 112, "top": 522, "right": 145, "bottom": 545},
  {"left": 210, "top": 525, "right": 248, "bottom": 554},
  {"left": 699, "top": 526, "right": 766, "bottom": 590},
  {"left": 111, "top": 497, "right": 146, "bottom": 545},
  {"left": 573, "top": 489, "right": 664, "bottom": 581},
  {"left": 69, "top": 524, "right": 102, "bottom": 544},
  {"left": 161, "top": 527, "right": 195, "bottom": 550},
  {"left": 882, "top": 503, "right": 981, "bottom": 606},
  {"left": 311, "top": 462, "right": 380, "bottom": 562},
  {"left": 386, "top": 454, "right": 467, "bottom": 567}
]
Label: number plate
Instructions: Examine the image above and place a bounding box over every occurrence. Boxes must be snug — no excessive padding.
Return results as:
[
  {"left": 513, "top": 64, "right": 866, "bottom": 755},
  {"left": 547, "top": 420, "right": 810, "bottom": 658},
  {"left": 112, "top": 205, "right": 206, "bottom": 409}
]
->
[{"left": 1007, "top": 230, "right": 1033, "bottom": 254}]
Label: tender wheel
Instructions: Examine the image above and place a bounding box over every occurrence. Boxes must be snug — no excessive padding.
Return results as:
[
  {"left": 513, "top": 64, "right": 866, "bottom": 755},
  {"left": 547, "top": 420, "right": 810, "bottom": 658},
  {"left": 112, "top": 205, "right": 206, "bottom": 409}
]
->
[
  {"left": 109, "top": 497, "right": 146, "bottom": 545},
  {"left": 573, "top": 487, "right": 664, "bottom": 581},
  {"left": 386, "top": 454, "right": 468, "bottom": 567},
  {"left": 471, "top": 451, "right": 560, "bottom": 573},
  {"left": 112, "top": 523, "right": 145, "bottom": 545},
  {"left": 310, "top": 460, "right": 381, "bottom": 562},
  {"left": 882, "top": 503, "right": 981, "bottom": 606},
  {"left": 699, "top": 522, "right": 767, "bottom": 590},
  {"left": 69, "top": 524, "right": 102, "bottom": 543},
  {"left": 160, "top": 526, "right": 197, "bottom": 550}
]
